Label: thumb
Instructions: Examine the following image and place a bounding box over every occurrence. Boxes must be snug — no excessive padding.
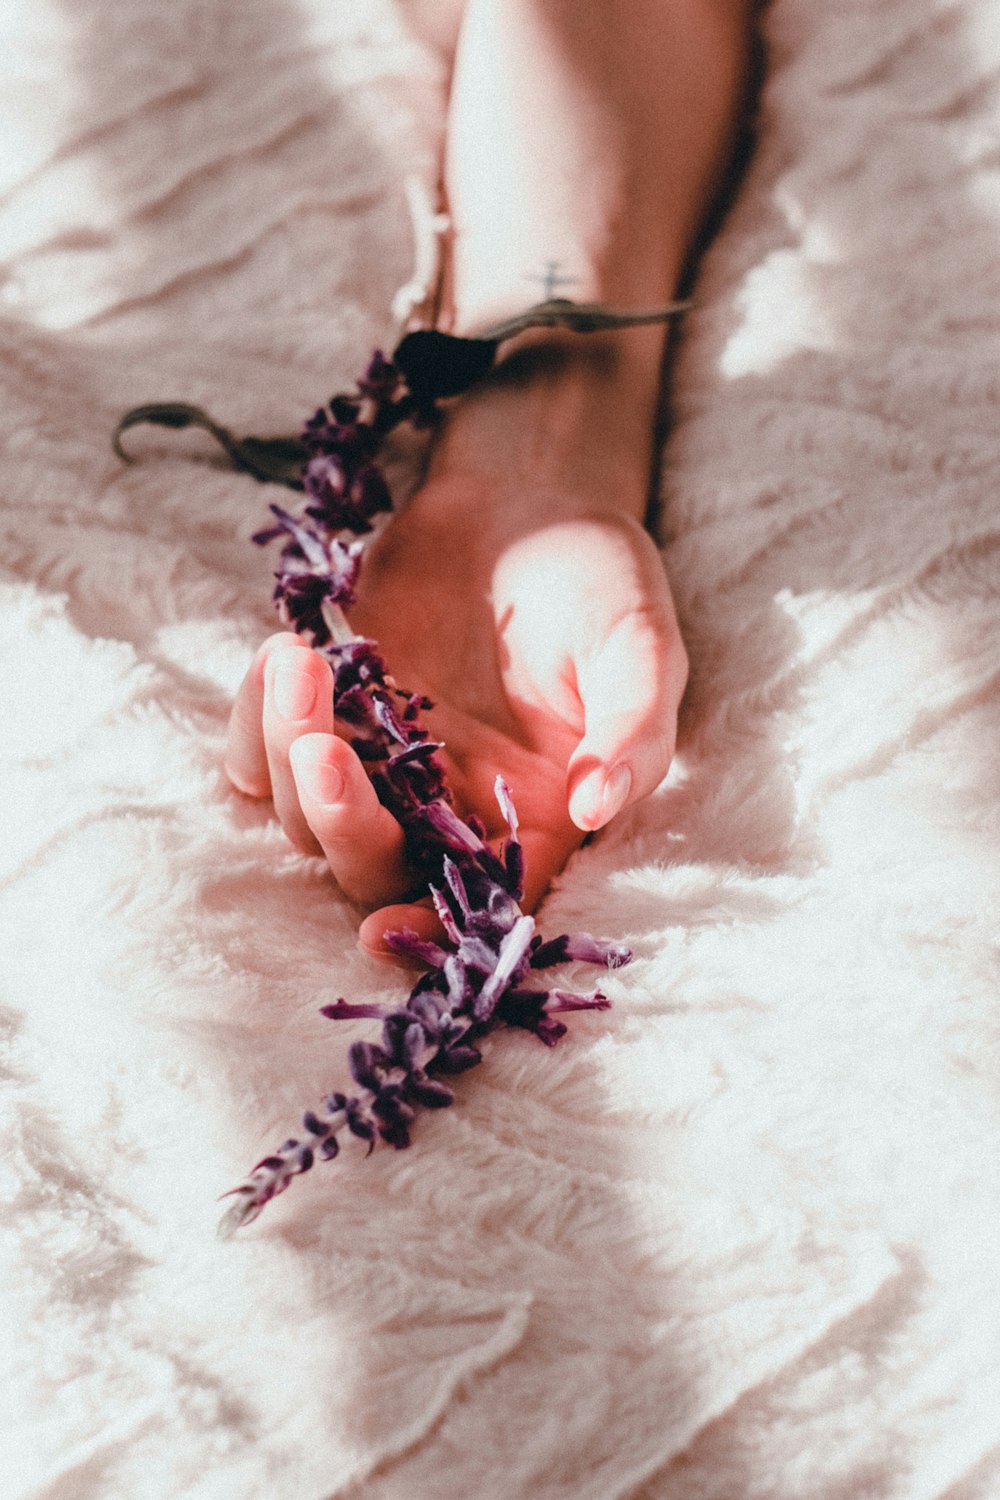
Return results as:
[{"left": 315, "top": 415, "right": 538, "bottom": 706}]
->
[{"left": 566, "top": 608, "right": 687, "bottom": 832}]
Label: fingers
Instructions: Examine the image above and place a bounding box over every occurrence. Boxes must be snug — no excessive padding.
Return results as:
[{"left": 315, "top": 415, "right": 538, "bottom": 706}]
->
[
  {"left": 288, "top": 733, "right": 412, "bottom": 905},
  {"left": 224, "top": 632, "right": 301, "bottom": 796},
  {"left": 358, "top": 900, "right": 446, "bottom": 967},
  {"left": 566, "top": 604, "right": 688, "bottom": 832},
  {"left": 517, "top": 825, "right": 578, "bottom": 912},
  {"left": 260, "top": 645, "right": 336, "bottom": 853},
  {"left": 227, "top": 635, "right": 415, "bottom": 903}
]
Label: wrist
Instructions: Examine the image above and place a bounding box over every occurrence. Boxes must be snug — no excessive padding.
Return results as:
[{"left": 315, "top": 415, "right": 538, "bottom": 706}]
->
[{"left": 425, "top": 323, "right": 666, "bottom": 523}]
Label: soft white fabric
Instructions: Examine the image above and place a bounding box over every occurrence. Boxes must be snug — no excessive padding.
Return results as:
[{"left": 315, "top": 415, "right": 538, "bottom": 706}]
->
[{"left": 3, "top": 1, "right": 999, "bottom": 1496}]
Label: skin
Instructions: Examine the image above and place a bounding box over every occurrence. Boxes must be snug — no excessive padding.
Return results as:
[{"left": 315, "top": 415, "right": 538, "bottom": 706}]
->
[{"left": 225, "top": 0, "right": 751, "bottom": 960}]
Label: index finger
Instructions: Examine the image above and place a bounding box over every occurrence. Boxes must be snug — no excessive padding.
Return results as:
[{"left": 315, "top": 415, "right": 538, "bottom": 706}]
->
[{"left": 224, "top": 632, "right": 301, "bottom": 796}]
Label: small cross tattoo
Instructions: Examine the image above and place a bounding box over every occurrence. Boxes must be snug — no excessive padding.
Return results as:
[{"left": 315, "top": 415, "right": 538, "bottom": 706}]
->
[{"left": 528, "top": 260, "right": 579, "bottom": 299}]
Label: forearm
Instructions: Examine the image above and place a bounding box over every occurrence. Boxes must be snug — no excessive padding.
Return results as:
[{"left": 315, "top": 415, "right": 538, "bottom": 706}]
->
[
  {"left": 445, "top": 0, "right": 752, "bottom": 327},
  {"left": 429, "top": 0, "right": 753, "bottom": 523},
  {"left": 228, "top": 4, "right": 747, "bottom": 898}
]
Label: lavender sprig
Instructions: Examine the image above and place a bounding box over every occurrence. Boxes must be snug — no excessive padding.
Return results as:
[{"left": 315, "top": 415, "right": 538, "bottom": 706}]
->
[{"left": 218, "top": 351, "right": 630, "bottom": 1236}]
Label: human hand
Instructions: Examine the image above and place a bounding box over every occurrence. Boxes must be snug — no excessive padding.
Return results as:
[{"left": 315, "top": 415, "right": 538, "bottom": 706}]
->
[{"left": 225, "top": 467, "right": 687, "bottom": 961}]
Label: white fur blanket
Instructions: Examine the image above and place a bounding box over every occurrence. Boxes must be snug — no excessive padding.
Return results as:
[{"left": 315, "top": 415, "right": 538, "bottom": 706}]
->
[{"left": 4, "top": 2, "right": 1000, "bottom": 1496}]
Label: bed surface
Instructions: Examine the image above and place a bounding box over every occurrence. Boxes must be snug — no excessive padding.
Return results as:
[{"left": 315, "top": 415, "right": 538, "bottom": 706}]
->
[{"left": 3, "top": 2, "right": 1000, "bottom": 1496}]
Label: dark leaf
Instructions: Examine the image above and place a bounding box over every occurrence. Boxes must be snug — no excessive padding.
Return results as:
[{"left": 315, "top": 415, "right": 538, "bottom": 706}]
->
[{"left": 113, "top": 403, "right": 307, "bottom": 487}]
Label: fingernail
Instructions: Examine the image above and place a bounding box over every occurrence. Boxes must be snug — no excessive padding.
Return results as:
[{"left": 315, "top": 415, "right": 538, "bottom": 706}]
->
[
  {"left": 600, "top": 764, "right": 632, "bottom": 823},
  {"left": 273, "top": 658, "right": 316, "bottom": 720},
  {"left": 570, "top": 763, "right": 632, "bottom": 830},
  {"left": 307, "top": 755, "right": 344, "bottom": 806}
]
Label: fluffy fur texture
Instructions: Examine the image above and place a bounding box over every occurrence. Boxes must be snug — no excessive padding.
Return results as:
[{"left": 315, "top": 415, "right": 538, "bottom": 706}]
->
[{"left": 3, "top": 1, "right": 999, "bottom": 1496}]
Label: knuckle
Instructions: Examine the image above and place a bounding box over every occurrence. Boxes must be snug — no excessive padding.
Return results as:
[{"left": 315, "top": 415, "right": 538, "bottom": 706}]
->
[
  {"left": 263, "top": 630, "right": 302, "bottom": 652},
  {"left": 224, "top": 759, "right": 269, "bottom": 798}
]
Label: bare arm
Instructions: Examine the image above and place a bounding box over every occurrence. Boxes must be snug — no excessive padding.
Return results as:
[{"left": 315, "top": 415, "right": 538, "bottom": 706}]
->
[
  {"left": 438, "top": 0, "right": 752, "bottom": 501},
  {"left": 226, "top": 0, "right": 754, "bottom": 955}
]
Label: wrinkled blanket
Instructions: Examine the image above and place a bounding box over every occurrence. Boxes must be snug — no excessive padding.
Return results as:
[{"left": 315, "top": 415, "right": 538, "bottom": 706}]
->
[{"left": 3, "top": 1, "right": 1000, "bottom": 1497}]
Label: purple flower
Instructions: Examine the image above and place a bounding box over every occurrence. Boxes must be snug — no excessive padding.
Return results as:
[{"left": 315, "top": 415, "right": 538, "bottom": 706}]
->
[
  {"left": 302, "top": 455, "right": 393, "bottom": 534},
  {"left": 324, "top": 1091, "right": 377, "bottom": 1144},
  {"left": 253, "top": 504, "right": 364, "bottom": 641},
  {"left": 357, "top": 350, "right": 401, "bottom": 403},
  {"left": 380, "top": 928, "right": 450, "bottom": 970},
  {"left": 219, "top": 354, "right": 632, "bottom": 1237},
  {"left": 296, "top": 356, "right": 404, "bottom": 536},
  {"left": 530, "top": 932, "right": 632, "bottom": 970}
]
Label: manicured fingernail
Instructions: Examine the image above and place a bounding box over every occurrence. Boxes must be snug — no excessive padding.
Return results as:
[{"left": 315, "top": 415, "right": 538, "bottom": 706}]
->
[
  {"left": 569, "top": 763, "right": 632, "bottom": 829},
  {"left": 273, "top": 659, "right": 316, "bottom": 720}
]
